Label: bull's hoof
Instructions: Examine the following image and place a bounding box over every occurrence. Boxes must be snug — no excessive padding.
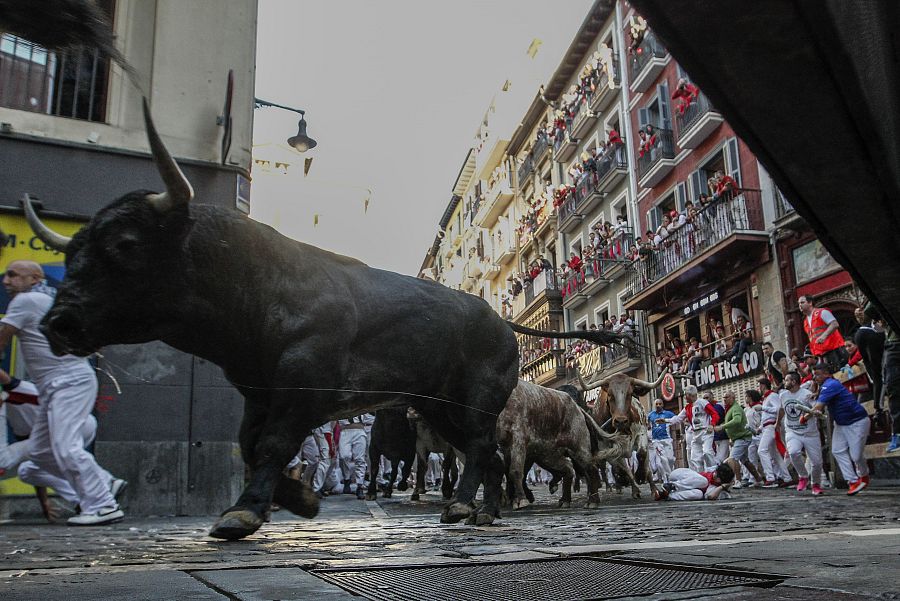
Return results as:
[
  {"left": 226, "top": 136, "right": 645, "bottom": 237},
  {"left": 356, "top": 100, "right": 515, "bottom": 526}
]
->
[
  {"left": 383, "top": 490, "right": 393, "bottom": 499},
  {"left": 442, "top": 493, "right": 453, "bottom": 501},
  {"left": 525, "top": 490, "right": 535, "bottom": 504},
  {"left": 586, "top": 501, "right": 600, "bottom": 509},
  {"left": 410, "top": 491, "right": 420, "bottom": 501},
  {"left": 548, "top": 483, "right": 558, "bottom": 495},
  {"left": 631, "top": 489, "right": 642, "bottom": 499},
  {"left": 272, "top": 476, "right": 320, "bottom": 519},
  {"left": 397, "top": 481, "right": 409, "bottom": 492},
  {"left": 557, "top": 500, "right": 571, "bottom": 509},
  {"left": 365, "top": 493, "right": 377, "bottom": 501},
  {"left": 512, "top": 498, "right": 530, "bottom": 510},
  {"left": 440, "top": 501, "right": 474, "bottom": 524},
  {"left": 209, "top": 509, "right": 264, "bottom": 540},
  {"left": 615, "top": 487, "right": 623, "bottom": 495},
  {"left": 474, "top": 511, "right": 496, "bottom": 526}
]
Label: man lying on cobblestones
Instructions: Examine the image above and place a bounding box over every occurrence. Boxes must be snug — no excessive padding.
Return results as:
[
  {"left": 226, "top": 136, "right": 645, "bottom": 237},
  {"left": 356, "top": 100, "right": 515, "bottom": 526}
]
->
[{"left": 654, "top": 463, "right": 735, "bottom": 501}]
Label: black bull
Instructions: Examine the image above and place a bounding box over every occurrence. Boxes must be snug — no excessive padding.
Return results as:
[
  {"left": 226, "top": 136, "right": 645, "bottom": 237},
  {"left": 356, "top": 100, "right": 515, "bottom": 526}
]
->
[{"left": 23, "top": 100, "right": 629, "bottom": 540}]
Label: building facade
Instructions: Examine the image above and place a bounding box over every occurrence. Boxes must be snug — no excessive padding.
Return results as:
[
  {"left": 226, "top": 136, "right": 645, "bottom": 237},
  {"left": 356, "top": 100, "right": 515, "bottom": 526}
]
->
[{"left": 0, "top": 0, "right": 258, "bottom": 515}]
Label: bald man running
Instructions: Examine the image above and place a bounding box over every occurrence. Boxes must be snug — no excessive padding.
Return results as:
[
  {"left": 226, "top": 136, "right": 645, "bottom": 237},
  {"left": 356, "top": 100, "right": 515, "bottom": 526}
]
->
[{"left": 1, "top": 260, "right": 125, "bottom": 525}]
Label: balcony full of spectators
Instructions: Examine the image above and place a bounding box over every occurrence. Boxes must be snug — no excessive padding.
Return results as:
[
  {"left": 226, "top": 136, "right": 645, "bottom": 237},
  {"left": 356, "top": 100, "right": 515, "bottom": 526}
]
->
[
  {"left": 559, "top": 222, "right": 635, "bottom": 308},
  {"left": 636, "top": 125, "right": 677, "bottom": 188},
  {"left": 628, "top": 30, "right": 667, "bottom": 93},
  {"left": 624, "top": 188, "right": 769, "bottom": 311},
  {"left": 673, "top": 83, "right": 724, "bottom": 149}
]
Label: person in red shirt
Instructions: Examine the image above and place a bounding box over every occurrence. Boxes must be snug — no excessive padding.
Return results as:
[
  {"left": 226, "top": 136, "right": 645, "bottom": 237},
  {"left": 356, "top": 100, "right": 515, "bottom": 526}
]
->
[
  {"left": 671, "top": 78, "right": 700, "bottom": 115},
  {"left": 608, "top": 128, "right": 623, "bottom": 145},
  {"left": 713, "top": 170, "right": 739, "bottom": 201},
  {"left": 568, "top": 252, "right": 583, "bottom": 273}
]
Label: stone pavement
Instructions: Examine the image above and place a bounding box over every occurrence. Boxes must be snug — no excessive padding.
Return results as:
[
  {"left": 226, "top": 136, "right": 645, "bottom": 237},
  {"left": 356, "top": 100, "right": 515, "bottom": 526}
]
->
[{"left": 1, "top": 483, "right": 899, "bottom": 600}]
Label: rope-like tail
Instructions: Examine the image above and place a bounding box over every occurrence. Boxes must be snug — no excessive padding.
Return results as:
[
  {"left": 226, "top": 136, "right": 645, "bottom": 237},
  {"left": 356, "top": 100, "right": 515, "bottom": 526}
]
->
[{"left": 507, "top": 321, "right": 628, "bottom": 346}]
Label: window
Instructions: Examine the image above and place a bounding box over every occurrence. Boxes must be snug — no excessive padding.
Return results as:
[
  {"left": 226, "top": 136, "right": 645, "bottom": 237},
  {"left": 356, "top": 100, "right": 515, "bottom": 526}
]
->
[
  {"left": 637, "top": 82, "right": 672, "bottom": 131},
  {"left": 575, "top": 316, "right": 589, "bottom": 331},
  {"left": 594, "top": 305, "right": 610, "bottom": 327},
  {"left": 689, "top": 139, "right": 741, "bottom": 202},
  {"left": 0, "top": 0, "right": 114, "bottom": 122}
]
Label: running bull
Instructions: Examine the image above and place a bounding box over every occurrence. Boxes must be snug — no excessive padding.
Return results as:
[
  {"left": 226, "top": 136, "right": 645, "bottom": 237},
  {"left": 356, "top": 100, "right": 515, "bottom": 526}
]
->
[
  {"left": 24, "top": 99, "right": 628, "bottom": 540},
  {"left": 577, "top": 370, "right": 667, "bottom": 499}
]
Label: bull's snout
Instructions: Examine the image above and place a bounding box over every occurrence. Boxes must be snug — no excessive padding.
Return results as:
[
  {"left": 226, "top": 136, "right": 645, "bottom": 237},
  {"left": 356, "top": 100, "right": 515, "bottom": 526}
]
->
[
  {"left": 40, "top": 308, "right": 89, "bottom": 357},
  {"left": 612, "top": 416, "right": 630, "bottom": 431}
]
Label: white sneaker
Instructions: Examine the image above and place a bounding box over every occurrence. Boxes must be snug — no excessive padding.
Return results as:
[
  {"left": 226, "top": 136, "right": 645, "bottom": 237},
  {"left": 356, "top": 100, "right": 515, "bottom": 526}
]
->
[
  {"left": 68, "top": 506, "right": 124, "bottom": 526},
  {"left": 110, "top": 478, "right": 128, "bottom": 501}
]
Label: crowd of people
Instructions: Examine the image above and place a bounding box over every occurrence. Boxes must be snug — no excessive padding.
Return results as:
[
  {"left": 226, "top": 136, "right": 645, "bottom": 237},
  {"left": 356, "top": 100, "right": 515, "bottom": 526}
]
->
[
  {"left": 564, "top": 316, "right": 638, "bottom": 370},
  {"left": 647, "top": 294, "right": 899, "bottom": 502}
]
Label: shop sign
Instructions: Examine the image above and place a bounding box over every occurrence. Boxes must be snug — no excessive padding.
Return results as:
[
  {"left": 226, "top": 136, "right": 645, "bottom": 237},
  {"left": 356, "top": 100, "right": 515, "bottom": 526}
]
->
[
  {"left": 681, "top": 290, "right": 720, "bottom": 318},
  {"left": 693, "top": 343, "right": 763, "bottom": 390}
]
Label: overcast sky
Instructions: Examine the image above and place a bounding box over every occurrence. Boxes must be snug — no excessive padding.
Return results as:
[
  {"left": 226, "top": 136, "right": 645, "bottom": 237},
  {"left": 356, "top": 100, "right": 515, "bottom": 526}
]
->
[{"left": 252, "top": 0, "right": 594, "bottom": 275}]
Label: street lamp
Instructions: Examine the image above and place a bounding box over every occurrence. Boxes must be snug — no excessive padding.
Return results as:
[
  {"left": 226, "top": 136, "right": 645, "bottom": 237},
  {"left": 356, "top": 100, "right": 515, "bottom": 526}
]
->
[{"left": 254, "top": 98, "right": 317, "bottom": 152}]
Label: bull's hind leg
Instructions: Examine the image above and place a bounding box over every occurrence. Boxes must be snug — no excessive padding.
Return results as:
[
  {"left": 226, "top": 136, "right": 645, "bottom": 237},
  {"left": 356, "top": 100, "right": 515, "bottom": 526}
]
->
[
  {"left": 365, "top": 443, "right": 381, "bottom": 501},
  {"left": 411, "top": 452, "right": 427, "bottom": 501}
]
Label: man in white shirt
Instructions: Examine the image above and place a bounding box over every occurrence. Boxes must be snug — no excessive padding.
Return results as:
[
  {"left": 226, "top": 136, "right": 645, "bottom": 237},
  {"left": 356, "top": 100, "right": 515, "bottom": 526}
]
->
[
  {"left": 0, "top": 261, "right": 124, "bottom": 525},
  {"left": 338, "top": 414, "right": 374, "bottom": 499},
  {"left": 756, "top": 377, "right": 792, "bottom": 487},
  {"left": 666, "top": 386, "right": 718, "bottom": 471},
  {"left": 780, "top": 372, "right": 824, "bottom": 495}
]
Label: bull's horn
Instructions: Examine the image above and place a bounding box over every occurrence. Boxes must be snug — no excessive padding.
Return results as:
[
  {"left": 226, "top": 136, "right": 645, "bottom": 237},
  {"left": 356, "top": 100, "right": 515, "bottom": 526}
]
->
[
  {"left": 630, "top": 368, "right": 669, "bottom": 391},
  {"left": 23, "top": 194, "right": 71, "bottom": 252},
  {"left": 142, "top": 98, "right": 194, "bottom": 213},
  {"left": 575, "top": 367, "right": 612, "bottom": 392}
]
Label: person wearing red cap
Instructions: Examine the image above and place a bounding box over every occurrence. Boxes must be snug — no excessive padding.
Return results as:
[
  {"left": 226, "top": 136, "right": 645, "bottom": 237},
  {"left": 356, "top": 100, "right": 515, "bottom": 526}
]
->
[{"left": 807, "top": 362, "right": 871, "bottom": 495}]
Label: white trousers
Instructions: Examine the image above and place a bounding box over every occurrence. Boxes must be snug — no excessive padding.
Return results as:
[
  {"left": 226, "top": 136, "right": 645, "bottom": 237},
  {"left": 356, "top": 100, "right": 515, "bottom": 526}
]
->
[
  {"left": 713, "top": 439, "right": 730, "bottom": 465},
  {"left": 690, "top": 430, "right": 716, "bottom": 472},
  {"left": 10, "top": 414, "right": 97, "bottom": 505},
  {"left": 684, "top": 428, "right": 695, "bottom": 468},
  {"left": 758, "top": 425, "right": 791, "bottom": 482},
  {"left": 832, "top": 417, "right": 871, "bottom": 482},
  {"left": 426, "top": 452, "right": 443, "bottom": 486},
  {"left": 339, "top": 428, "right": 368, "bottom": 487},
  {"left": 20, "top": 374, "right": 114, "bottom": 513},
  {"left": 649, "top": 438, "right": 674, "bottom": 481},
  {"left": 785, "top": 431, "right": 823, "bottom": 484},
  {"left": 668, "top": 467, "right": 709, "bottom": 501},
  {"left": 301, "top": 431, "right": 332, "bottom": 492}
]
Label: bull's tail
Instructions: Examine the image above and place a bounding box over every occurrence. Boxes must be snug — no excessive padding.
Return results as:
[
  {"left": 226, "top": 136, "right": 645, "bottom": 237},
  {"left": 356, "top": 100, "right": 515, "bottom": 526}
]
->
[{"left": 505, "top": 321, "right": 632, "bottom": 349}]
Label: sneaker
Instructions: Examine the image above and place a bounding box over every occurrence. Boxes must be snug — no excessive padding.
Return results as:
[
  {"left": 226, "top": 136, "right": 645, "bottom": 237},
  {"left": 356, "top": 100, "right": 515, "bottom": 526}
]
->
[
  {"left": 847, "top": 479, "right": 867, "bottom": 496},
  {"left": 811, "top": 484, "right": 824, "bottom": 496},
  {"left": 861, "top": 475, "right": 870, "bottom": 486},
  {"left": 796, "top": 477, "right": 809, "bottom": 492},
  {"left": 67, "top": 506, "right": 124, "bottom": 526},
  {"left": 356, "top": 487, "right": 366, "bottom": 500},
  {"left": 732, "top": 481, "right": 742, "bottom": 489},
  {"left": 761, "top": 480, "right": 779, "bottom": 488},
  {"left": 887, "top": 434, "right": 900, "bottom": 454},
  {"left": 110, "top": 478, "right": 128, "bottom": 501},
  {"left": 342, "top": 481, "right": 352, "bottom": 495}
]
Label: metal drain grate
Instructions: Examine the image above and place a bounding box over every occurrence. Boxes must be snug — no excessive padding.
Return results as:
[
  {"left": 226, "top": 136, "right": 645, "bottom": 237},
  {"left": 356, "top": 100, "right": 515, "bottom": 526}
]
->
[{"left": 310, "top": 556, "right": 786, "bottom": 601}]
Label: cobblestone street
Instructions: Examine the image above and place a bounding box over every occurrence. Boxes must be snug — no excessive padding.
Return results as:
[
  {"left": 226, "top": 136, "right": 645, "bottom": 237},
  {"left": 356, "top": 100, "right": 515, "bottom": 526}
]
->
[{"left": 2, "top": 484, "right": 899, "bottom": 599}]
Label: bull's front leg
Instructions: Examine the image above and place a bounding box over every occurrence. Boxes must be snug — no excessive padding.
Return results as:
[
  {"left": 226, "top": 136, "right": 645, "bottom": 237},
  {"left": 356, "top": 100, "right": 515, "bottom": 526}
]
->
[
  {"left": 614, "top": 457, "right": 642, "bottom": 499},
  {"left": 210, "top": 395, "right": 319, "bottom": 540}
]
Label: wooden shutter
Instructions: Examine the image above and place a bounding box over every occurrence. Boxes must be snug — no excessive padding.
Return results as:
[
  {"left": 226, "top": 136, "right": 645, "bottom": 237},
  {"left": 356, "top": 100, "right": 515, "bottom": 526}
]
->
[
  {"left": 689, "top": 169, "right": 707, "bottom": 201},
  {"left": 724, "top": 137, "right": 742, "bottom": 185},
  {"left": 675, "top": 181, "right": 687, "bottom": 212},
  {"left": 638, "top": 107, "right": 650, "bottom": 130},
  {"left": 656, "top": 82, "right": 671, "bottom": 130}
]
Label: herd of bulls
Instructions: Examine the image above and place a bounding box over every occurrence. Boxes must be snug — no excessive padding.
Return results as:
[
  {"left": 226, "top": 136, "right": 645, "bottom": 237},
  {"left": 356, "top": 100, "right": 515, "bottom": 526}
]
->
[
  {"left": 19, "top": 100, "right": 650, "bottom": 540},
  {"left": 366, "top": 373, "right": 667, "bottom": 513}
]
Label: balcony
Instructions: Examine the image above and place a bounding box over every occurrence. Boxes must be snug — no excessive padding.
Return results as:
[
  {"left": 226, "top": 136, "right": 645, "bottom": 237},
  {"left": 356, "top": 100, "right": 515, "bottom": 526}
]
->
[
  {"left": 595, "top": 143, "right": 629, "bottom": 193},
  {"left": 637, "top": 128, "right": 677, "bottom": 188},
  {"left": 554, "top": 132, "right": 579, "bottom": 163},
  {"left": 475, "top": 174, "right": 514, "bottom": 228},
  {"left": 524, "top": 269, "right": 559, "bottom": 309},
  {"left": 629, "top": 31, "right": 668, "bottom": 93},
  {"left": 533, "top": 202, "right": 555, "bottom": 239},
  {"left": 590, "top": 57, "right": 620, "bottom": 113},
  {"left": 674, "top": 93, "right": 724, "bottom": 149},
  {"left": 532, "top": 133, "right": 550, "bottom": 166},
  {"left": 557, "top": 173, "right": 605, "bottom": 234},
  {"left": 556, "top": 189, "right": 583, "bottom": 234},
  {"left": 561, "top": 267, "right": 590, "bottom": 309},
  {"left": 569, "top": 344, "right": 642, "bottom": 387},
  {"left": 484, "top": 261, "right": 501, "bottom": 279},
  {"left": 773, "top": 187, "right": 798, "bottom": 224},
  {"left": 624, "top": 190, "right": 770, "bottom": 311},
  {"left": 496, "top": 239, "right": 516, "bottom": 264},
  {"left": 521, "top": 349, "right": 567, "bottom": 386},
  {"left": 570, "top": 101, "right": 597, "bottom": 140},
  {"left": 517, "top": 154, "right": 534, "bottom": 186}
]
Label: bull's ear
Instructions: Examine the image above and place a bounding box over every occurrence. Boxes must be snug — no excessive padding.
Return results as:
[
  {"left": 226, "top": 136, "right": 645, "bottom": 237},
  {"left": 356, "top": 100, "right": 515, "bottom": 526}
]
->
[{"left": 142, "top": 98, "right": 194, "bottom": 213}]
